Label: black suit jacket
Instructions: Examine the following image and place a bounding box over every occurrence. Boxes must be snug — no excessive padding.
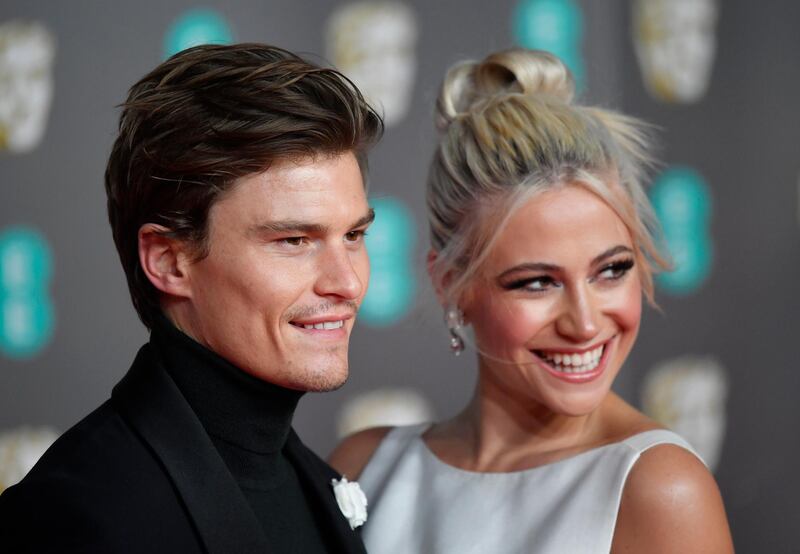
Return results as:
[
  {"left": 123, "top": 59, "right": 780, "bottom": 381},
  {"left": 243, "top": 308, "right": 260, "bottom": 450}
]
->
[{"left": 0, "top": 345, "right": 367, "bottom": 554}]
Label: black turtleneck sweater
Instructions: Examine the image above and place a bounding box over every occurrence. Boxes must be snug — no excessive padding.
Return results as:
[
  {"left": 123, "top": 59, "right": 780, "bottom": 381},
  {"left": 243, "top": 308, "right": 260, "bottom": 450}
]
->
[{"left": 150, "top": 316, "right": 329, "bottom": 553}]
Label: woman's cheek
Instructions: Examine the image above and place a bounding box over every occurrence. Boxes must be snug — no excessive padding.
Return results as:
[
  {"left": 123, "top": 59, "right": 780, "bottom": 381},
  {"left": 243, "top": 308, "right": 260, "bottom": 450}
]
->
[
  {"left": 471, "top": 298, "right": 551, "bottom": 352},
  {"left": 606, "top": 279, "right": 643, "bottom": 336}
]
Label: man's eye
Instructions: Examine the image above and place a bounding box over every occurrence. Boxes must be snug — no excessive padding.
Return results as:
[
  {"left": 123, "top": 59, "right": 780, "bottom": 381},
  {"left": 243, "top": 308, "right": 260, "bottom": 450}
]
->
[
  {"left": 598, "top": 258, "right": 635, "bottom": 280},
  {"left": 345, "top": 230, "right": 366, "bottom": 243},
  {"left": 282, "top": 237, "right": 306, "bottom": 246}
]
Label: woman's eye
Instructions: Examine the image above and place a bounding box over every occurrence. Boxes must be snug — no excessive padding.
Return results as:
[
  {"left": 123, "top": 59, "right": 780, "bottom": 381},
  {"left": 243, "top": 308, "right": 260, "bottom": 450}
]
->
[
  {"left": 504, "top": 276, "right": 556, "bottom": 292},
  {"left": 524, "top": 277, "right": 554, "bottom": 291},
  {"left": 598, "top": 259, "right": 635, "bottom": 280}
]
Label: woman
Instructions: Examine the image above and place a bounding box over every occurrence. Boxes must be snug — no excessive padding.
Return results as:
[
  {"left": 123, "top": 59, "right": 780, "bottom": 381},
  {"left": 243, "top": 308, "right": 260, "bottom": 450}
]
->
[{"left": 330, "top": 49, "right": 734, "bottom": 553}]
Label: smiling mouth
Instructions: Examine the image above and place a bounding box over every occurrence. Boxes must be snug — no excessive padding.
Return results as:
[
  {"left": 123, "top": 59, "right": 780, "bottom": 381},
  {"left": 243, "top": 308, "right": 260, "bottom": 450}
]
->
[
  {"left": 532, "top": 343, "right": 607, "bottom": 374},
  {"left": 289, "top": 319, "right": 346, "bottom": 330}
]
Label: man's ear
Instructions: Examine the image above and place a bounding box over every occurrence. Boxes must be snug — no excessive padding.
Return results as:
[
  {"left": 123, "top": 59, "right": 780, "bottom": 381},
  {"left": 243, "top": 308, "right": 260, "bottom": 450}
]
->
[{"left": 138, "top": 223, "right": 193, "bottom": 299}]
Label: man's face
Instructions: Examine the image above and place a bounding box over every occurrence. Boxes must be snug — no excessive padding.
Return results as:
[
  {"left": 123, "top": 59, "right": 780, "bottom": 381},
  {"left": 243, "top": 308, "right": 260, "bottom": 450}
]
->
[{"left": 177, "top": 152, "right": 372, "bottom": 392}]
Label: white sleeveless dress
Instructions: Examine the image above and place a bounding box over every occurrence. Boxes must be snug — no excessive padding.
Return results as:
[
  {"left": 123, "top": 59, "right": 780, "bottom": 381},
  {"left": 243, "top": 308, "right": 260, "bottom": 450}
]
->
[{"left": 358, "top": 424, "right": 702, "bottom": 554}]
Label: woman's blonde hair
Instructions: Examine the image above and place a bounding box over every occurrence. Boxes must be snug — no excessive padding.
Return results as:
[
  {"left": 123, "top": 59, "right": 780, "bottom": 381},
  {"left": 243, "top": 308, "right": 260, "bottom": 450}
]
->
[{"left": 427, "top": 48, "right": 669, "bottom": 306}]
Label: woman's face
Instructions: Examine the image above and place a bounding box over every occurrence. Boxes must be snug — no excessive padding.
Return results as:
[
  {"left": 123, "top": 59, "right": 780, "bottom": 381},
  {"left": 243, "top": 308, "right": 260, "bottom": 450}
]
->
[{"left": 462, "top": 185, "right": 642, "bottom": 417}]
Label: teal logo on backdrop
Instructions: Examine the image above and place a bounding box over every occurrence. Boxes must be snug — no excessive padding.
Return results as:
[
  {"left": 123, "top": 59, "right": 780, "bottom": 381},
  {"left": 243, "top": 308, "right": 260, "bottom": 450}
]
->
[
  {"left": 650, "top": 167, "right": 713, "bottom": 295},
  {"left": 164, "top": 9, "right": 233, "bottom": 59},
  {"left": 360, "top": 197, "right": 416, "bottom": 327},
  {"left": 512, "top": 0, "right": 585, "bottom": 90},
  {"left": 0, "top": 226, "right": 54, "bottom": 358}
]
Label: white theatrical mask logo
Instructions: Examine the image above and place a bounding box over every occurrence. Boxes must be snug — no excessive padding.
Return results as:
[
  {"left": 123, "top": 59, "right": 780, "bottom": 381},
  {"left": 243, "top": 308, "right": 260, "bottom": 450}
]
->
[
  {"left": 326, "top": 1, "right": 418, "bottom": 127},
  {"left": 337, "top": 388, "right": 433, "bottom": 438},
  {"left": 0, "top": 20, "right": 56, "bottom": 153},
  {"left": 632, "top": 0, "right": 718, "bottom": 103},
  {"left": 641, "top": 356, "right": 728, "bottom": 471}
]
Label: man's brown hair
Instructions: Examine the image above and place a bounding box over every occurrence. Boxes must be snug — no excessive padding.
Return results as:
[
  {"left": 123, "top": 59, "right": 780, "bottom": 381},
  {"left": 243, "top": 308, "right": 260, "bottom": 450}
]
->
[{"left": 105, "top": 43, "right": 383, "bottom": 328}]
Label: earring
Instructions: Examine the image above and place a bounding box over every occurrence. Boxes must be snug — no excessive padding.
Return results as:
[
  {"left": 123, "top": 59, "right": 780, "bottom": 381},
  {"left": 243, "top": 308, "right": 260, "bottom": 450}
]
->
[{"left": 445, "top": 307, "right": 465, "bottom": 356}]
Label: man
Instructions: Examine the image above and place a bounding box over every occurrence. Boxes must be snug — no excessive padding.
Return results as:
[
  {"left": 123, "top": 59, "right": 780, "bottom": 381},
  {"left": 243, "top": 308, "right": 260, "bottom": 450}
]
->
[{"left": 0, "top": 43, "right": 382, "bottom": 553}]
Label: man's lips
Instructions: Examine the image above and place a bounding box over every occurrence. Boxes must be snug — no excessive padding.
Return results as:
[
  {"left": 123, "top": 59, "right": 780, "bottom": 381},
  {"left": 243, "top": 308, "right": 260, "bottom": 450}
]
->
[{"left": 289, "top": 313, "right": 354, "bottom": 331}]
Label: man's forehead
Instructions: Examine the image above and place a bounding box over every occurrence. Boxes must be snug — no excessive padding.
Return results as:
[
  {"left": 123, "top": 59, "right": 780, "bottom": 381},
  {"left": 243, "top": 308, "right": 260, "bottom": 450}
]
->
[
  {"left": 266, "top": 151, "right": 361, "bottom": 180},
  {"left": 221, "top": 152, "right": 367, "bottom": 214},
  {"left": 257, "top": 179, "right": 369, "bottom": 218}
]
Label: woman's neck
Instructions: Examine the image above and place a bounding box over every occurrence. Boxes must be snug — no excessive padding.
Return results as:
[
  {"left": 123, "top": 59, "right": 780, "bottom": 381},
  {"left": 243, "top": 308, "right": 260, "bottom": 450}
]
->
[{"left": 430, "top": 364, "right": 618, "bottom": 472}]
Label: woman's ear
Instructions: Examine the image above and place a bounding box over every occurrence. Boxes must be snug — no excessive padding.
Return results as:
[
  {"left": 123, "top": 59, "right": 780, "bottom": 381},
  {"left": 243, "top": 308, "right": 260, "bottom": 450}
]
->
[
  {"left": 429, "top": 249, "right": 476, "bottom": 325},
  {"left": 138, "top": 223, "right": 193, "bottom": 299},
  {"left": 428, "top": 249, "right": 475, "bottom": 330},
  {"left": 426, "top": 249, "right": 447, "bottom": 306}
]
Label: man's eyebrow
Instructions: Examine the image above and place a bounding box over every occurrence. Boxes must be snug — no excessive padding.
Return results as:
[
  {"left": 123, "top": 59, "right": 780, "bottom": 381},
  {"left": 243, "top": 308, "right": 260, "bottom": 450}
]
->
[
  {"left": 249, "top": 208, "right": 375, "bottom": 235},
  {"left": 250, "top": 221, "right": 327, "bottom": 235},
  {"left": 496, "top": 245, "right": 634, "bottom": 281},
  {"left": 352, "top": 208, "right": 376, "bottom": 229}
]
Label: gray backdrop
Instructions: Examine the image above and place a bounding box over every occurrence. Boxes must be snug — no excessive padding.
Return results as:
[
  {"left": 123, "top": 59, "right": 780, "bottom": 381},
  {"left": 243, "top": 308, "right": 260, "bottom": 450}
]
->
[{"left": 1, "top": 1, "right": 798, "bottom": 551}]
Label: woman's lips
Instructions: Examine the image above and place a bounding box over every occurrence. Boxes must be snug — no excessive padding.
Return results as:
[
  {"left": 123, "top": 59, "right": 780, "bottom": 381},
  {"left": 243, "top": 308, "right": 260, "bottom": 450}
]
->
[{"left": 531, "top": 337, "right": 615, "bottom": 383}]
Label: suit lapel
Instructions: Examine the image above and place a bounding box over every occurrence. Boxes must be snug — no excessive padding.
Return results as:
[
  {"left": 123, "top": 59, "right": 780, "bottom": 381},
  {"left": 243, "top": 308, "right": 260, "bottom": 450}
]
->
[
  {"left": 285, "top": 430, "right": 368, "bottom": 554},
  {"left": 112, "top": 345, "right": 269, "bottom": 554}
]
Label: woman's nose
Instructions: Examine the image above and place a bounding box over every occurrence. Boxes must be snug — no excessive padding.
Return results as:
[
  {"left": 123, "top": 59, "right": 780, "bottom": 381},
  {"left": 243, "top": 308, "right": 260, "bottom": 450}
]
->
[{"left": 555, "top": 284, "right": 600, "bottom": 342}]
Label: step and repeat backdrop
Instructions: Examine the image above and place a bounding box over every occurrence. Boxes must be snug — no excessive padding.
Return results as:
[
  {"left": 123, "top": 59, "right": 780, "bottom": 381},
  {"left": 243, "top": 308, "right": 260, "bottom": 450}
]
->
[{"left": 1, "top": 0, "right": 797, "bottom": 549}]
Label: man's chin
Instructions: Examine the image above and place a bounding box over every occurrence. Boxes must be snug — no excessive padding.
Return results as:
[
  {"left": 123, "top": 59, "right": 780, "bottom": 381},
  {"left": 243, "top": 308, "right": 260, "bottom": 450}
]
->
[
  {"left": 289, "top": 363, "right": 349, "bottom": 393},
  {"left": 305, "top": 375, "right": 348, "bottom": 393}
]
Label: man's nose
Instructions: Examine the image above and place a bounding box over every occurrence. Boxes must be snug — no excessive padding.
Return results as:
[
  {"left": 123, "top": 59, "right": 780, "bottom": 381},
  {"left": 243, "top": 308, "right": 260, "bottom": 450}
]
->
[
  {"left": 555, "top": 283, "right": 600, "bottom": 343},
  {"left": 314, "top": 246, "right": 364, "bottom": 301}
]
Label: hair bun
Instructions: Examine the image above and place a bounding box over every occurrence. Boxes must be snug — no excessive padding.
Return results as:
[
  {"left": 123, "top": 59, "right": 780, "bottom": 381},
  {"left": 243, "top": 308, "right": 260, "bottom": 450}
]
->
[{"left": 435, "top": 48, "right": 575, "bottom": 131}]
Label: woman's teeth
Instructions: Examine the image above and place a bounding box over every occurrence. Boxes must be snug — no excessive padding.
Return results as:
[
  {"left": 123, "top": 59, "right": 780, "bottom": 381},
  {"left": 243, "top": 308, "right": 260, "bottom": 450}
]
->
[
  {"left": 301, "top": 320, "right": 344, "bottom": 330},
  {"left": 537, "top": 345, "right": 604, "bottom": 373}
]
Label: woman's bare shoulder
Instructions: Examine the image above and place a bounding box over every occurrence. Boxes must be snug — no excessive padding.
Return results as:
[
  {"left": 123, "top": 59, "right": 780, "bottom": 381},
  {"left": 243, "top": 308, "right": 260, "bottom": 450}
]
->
[
  {"left": 327, "top": 426, "right": 394, "bottom": 480},
  {"left": 612, "top": 443, "right": 734, "bottom": 553},
  {"left": 602, "top": 393, "right": 664, "bottom": 439}
]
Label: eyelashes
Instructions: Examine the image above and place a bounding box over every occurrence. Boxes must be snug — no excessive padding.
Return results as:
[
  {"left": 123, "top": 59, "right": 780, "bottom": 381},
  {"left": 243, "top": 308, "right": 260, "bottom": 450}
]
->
[
  {"left": 277, "top": 229, "right": 368, "bottom": 247},
  {"left": 600, "top": 258, "right": 635, "bottom": 279},
  {"left": 345, "top": 229, "right": 368, "bottom": 242},
  {"left": 502, "top": 275, "right": 555, "bottom": 292},
  {"left": 500, "top": 258, "right": 636, "bottom": 292}
]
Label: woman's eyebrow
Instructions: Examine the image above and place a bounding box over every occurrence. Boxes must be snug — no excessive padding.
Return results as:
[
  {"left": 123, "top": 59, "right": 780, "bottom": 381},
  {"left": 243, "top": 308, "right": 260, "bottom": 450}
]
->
[
  {"left": 497, "top": 262, "right": 560, "bottom": 281},
  {"left": 496, "top": 245, "right": 634, "bottom": 280},
  {"left": 591, "top": 245, "right": 633, "bottom": 265}
]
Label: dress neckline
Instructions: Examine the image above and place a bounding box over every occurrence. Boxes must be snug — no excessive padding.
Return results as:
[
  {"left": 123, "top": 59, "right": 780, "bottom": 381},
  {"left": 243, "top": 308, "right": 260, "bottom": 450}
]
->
[{"left": 413, "top": 423, "right": 670, "bottom": 477}]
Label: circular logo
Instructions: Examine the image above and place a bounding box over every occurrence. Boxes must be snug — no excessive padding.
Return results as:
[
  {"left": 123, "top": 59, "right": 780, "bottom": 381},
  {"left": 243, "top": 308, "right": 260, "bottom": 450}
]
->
[
  {"left": 0, "top": 226, "right": 55, "bottom": 358},
  {"left": 512, "top": 0, "right": 585, "bottom": 90},
  {"left": 650, "top": 166, "right": 713, "bottom": 295},
  {"left": 360, "top": 197, "right": 417, "bottom": 327},
  {"left": 164, "top": 9, "right": 233, "bottom": 59}
]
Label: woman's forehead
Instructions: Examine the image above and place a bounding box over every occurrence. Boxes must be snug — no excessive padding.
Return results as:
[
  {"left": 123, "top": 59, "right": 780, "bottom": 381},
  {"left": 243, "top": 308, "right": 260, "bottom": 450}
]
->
[{"left": 486, "top": 186, "right": 633, "bottom": 267}]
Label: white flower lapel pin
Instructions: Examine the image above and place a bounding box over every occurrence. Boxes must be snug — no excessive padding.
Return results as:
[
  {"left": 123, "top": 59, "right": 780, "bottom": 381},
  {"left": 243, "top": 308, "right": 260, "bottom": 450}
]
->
[{"left": 331, "top": 476, "right": 368, "bottom": 530}]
